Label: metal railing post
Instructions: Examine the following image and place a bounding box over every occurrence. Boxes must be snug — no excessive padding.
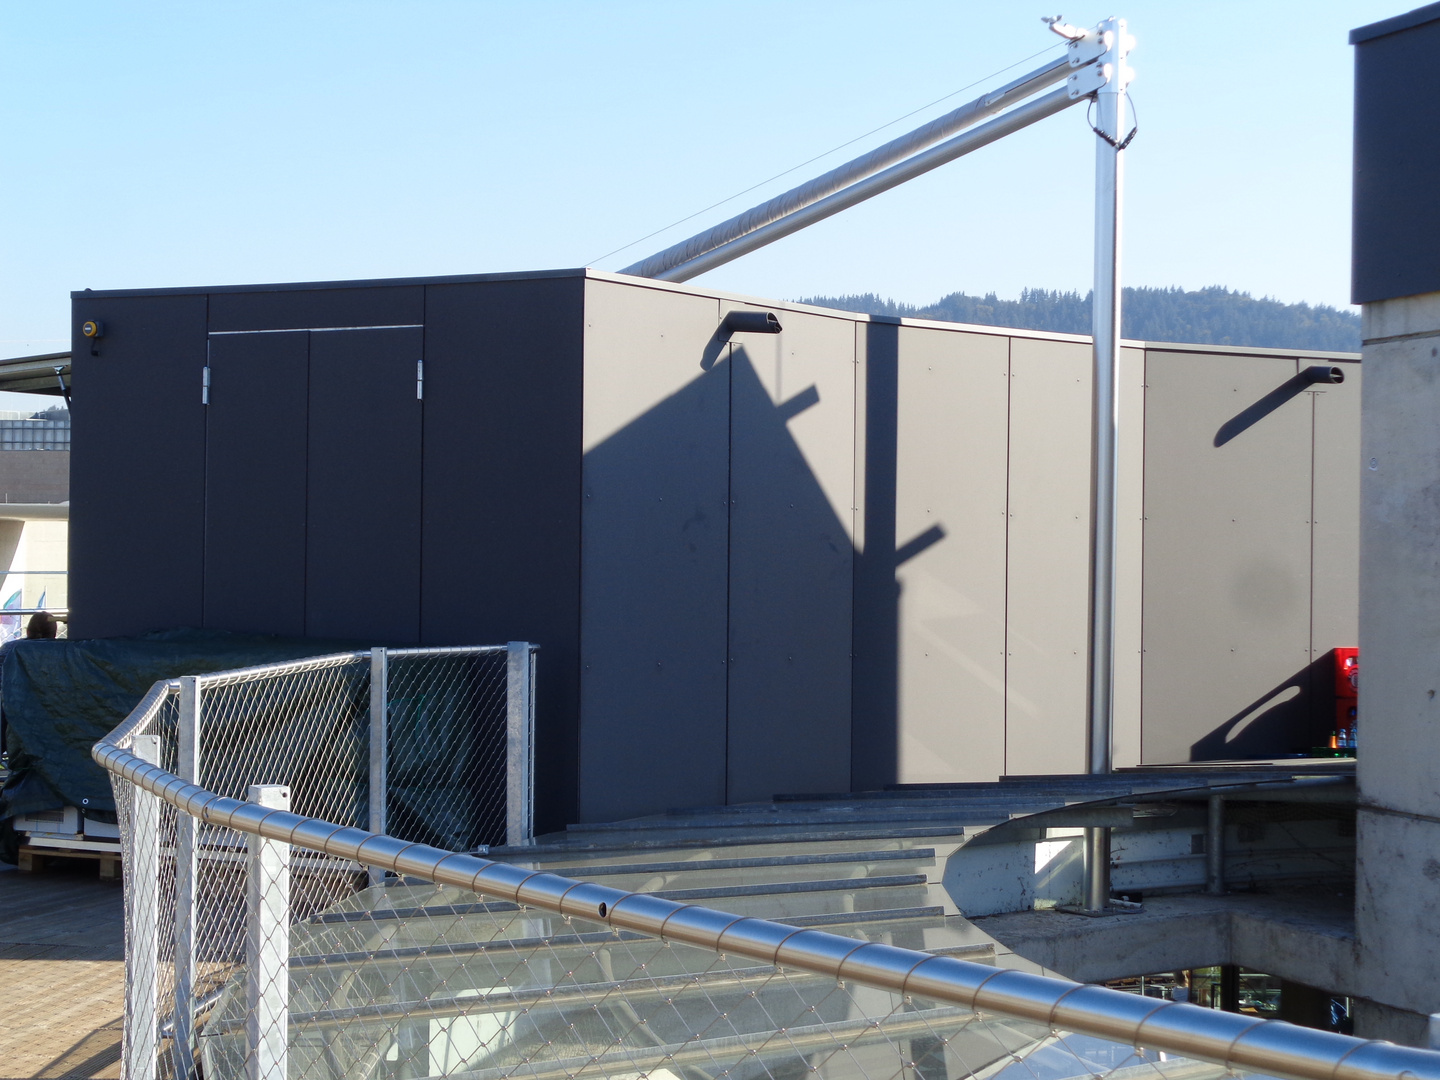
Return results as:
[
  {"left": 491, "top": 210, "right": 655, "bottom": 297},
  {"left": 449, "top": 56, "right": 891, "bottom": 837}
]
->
[
  {"left": 245, "top": 784, "right": 291, "bottom": 1080},
  {"left": 368, "top": 647, "right": 388, "bottom": 887},
  {"left": 173, "top": 678, "right": 200, "bottom": 1080},
  {"left": 506, "top": 642, "right": 535, "bottom": 846},
  {"left": 127, "top": 733, "right": 163, "bottom": 1080}
]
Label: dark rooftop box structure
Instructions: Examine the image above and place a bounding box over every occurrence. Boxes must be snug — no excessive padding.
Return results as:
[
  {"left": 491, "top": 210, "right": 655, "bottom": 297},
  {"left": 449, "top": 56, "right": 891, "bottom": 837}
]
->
[
  {"left": 72, "top": 270, "right": 1360, "bottom": 830},
  {"left": 1351, "top": 1, "right": 1440, "bottom": 304}
]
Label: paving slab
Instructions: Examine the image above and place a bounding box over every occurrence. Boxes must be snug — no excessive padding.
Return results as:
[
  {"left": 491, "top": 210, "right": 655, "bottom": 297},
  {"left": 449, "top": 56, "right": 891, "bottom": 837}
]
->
[{"left": 0, "top": 860, "right": 125, "bottom": 1080}]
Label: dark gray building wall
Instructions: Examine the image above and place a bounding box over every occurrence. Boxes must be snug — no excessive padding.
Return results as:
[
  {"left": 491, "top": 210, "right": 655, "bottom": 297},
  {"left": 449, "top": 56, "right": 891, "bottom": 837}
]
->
[
  {"left": 207, "top": 284, "right": 424, "bottom": 333},
  {"left": 420, "top": 277, "right": 585, "bottom": 832},
  {"left": 1351, "top": 3, "right": 1440, "bottom": 304},
  {"left": 70, "top": 292, "right": 208, "bottom": 638},
  {"left": 203, "top": 330, "right": 310, "bottom": 636},
  {"left": 306, "top": 327, "right": 424, "bottom": 643},
  {"left": 70, "top": 274, "right": 586, "bottom": 832},
  {"left": 69, "top": 270, "right": 1361, "bottom": 827}
]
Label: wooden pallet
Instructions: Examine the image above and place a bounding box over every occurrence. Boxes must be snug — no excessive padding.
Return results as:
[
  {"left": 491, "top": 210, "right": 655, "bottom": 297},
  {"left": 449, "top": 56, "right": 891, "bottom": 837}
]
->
[{"left": 17, "top": 843, "right": 121, "bottom": 880}]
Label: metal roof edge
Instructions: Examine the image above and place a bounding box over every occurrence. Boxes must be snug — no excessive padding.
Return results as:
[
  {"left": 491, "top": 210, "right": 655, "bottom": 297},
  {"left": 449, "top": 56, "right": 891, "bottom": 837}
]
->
[
  {"left": 1351, "top": 1, "right": 1440, "bottom": 44},
  {"left": 586, "top": 271, "right": 1103, "bottom": 342},
  {"left": 1136, "top": 341, "right": 1361, "bottom": 360},
  {"left": 0, "top": 351, "right": 70, "bottom": 367},
  {"left": 70, "top": 267, "right": 589, "bottom": 300},
  {"left": 586, "top": 271, "right": 1362, "bottom": 357},
  {"left": 69, "top": 267, "right": 1362, "bottom": 360}
]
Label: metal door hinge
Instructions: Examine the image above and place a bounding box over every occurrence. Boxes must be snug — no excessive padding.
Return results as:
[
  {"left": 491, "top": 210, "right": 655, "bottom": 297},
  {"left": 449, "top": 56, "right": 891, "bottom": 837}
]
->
[
  {"left": 202, "top": 365, "right": 210, "bottom": 405},
  {"left": 416, "top": 360, "right": 424, "bottom": 400}
]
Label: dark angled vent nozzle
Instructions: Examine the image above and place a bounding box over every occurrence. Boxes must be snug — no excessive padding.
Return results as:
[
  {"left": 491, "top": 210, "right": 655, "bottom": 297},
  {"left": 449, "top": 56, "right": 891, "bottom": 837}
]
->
[
  {"left": 723, "top": 311, "right": 782, "bottom": 334},
  {"left": 1303, "top": 365, "right": 1345, "bottom": 385}
]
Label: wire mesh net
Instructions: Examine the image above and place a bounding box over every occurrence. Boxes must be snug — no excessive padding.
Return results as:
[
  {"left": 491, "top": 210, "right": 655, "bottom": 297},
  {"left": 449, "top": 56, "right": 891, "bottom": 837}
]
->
[
  {"left": 106, "top": 645, "right": 1275, "bottom": 1080},
  {"left": 386, "top": 650, "right": 512, "bottom": 852},
  {"left": 185, "top": 870, "right": 1238, "bottom": 1080},
  {"left": 106, "top": 646, "right": 525, "bottom": 1080},
  {"left": 195, "top": 655, "right": 371, "bottom": 825}
]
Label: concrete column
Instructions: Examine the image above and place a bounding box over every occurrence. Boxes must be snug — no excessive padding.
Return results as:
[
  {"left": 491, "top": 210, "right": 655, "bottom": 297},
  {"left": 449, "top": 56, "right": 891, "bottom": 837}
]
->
[{"left": 1355, "top": 291, "right": 1440, "bottom": 1034}]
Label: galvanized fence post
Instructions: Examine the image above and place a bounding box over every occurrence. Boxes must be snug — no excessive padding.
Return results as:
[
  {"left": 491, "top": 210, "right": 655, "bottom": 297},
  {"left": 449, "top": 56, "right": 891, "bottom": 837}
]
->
[
  {"left": 368, "top": 647, "right": 388, "bottom": 887},
  {"left": 128, "top": 733, "right": 163, "bottom": 1080},
  {"left": 245, "top": 784, "right": 291, "bottom": 1080},
  {"left": 173, "top": 676, "right": 200, "bottom": 1080},
  {"left": 506, "top": 642, "right": 535, "bottom": 846}
]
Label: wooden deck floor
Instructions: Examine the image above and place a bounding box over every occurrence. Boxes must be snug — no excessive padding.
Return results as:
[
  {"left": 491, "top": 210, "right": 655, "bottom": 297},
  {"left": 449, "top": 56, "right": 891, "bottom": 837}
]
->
[{"left": 0, "top": 858, "right": 125, "bottom": 1080}]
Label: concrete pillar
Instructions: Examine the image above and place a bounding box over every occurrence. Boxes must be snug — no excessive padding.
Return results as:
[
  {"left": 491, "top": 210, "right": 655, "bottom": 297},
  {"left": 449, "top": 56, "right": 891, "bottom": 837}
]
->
[{"left": 1355, "top": 292, "right": 1440, "bottom": 1033}]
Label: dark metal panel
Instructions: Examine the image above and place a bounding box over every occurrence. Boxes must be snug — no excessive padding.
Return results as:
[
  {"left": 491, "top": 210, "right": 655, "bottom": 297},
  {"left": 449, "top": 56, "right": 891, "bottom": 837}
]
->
[
  {"left": 421, "top": 277, "right": 584, "bottom": 833},
  {"left": 69, "top": 294, "right": 207, "bottom": 637},
  {"left": 208, "top": 286, "right": 424, "bottom": 332},
  {"left": 725, "top": 304, "right": 854, "bottom": 803},
  {"left": 306, "top": 327, "right": 423, "bottom": 642},
  {"left": 579, "top": 280, "right": 728, "bottom": 822},
  {"left": 204, "top": 332, "right": 309, "bottom": 635},
  {"left": 1351, "top": 16, "right": 1440, "bottom": 304}
]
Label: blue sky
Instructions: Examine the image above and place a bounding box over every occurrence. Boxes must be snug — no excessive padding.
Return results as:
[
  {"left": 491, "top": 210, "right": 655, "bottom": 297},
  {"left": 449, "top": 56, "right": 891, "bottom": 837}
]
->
[{"left": 0, "top": 1, "right": 1405, "bottom": 363}]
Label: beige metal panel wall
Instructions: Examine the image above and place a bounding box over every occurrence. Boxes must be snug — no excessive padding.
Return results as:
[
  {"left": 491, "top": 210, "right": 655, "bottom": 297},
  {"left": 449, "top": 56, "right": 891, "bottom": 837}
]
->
[
  {"left": 1311, "top": 360, "right": 1362, "bottom": 659},
  {"left": 891, "top": 326, "right": 1010, "bottom": 784},
  {"left": 579, "top": 280, "right": 729, "bottom": 821},
  {"left": 850, "top": 319, "right": 887, "bottom": 789},
  {"left": 1141, "top": 351, "right": 1314, "bottom": 764},
  {"left": 1004, "top": 337, "right": 1093, "bottom": 775},
  {"left": 1113, "top": 346, "right": 1147, "bottom": 768},
  {"left": 723, "top": 302, "right": 855, "bottom": 802}
]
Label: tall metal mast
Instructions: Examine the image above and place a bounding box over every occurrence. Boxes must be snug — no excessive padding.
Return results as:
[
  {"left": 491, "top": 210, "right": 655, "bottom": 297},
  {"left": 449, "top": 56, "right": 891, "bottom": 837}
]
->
[
  {"left": 1083, "top": 15, "right": 1133, "bottom": 915},
  {"left": 625, "top": 21, "right": 1135, "bottom": 914}
]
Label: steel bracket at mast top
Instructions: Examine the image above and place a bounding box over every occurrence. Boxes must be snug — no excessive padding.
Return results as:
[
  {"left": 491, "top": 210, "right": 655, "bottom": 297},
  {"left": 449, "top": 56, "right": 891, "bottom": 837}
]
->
[{"left": 1074, "top": 20, "right": 1135, "bottom": 104}]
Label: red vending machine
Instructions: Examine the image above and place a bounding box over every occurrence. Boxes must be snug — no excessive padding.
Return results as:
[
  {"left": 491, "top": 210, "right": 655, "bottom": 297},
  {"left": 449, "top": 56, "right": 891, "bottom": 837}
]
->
[{"left": 1333, "top": 647, "right": 1358, "bottom": 754}]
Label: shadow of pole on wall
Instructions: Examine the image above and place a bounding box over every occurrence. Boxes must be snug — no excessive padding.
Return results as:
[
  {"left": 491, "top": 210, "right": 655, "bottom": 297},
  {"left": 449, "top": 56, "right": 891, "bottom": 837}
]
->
[{"left": 850, "top": 321, "right": 947, "bottom": 791}]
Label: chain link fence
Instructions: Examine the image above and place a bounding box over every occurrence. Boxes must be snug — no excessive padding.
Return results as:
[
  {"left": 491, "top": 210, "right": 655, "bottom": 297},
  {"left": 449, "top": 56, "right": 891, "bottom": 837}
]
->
[
  {"left": 96, "top": 646, "right": 1440, "bottom": 1080},
  {"left": 105, "top": 643, "right": 535, "bottom": 1080},
  {"left": 198, "top": 881, "right": 1181, "bottom": 1080}
]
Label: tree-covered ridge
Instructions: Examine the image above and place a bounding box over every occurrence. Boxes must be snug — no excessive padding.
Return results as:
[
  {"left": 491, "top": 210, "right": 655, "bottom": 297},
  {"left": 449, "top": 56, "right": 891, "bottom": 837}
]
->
[{"left": 795, "top": 286, "right": 1360, "bottom": 353}]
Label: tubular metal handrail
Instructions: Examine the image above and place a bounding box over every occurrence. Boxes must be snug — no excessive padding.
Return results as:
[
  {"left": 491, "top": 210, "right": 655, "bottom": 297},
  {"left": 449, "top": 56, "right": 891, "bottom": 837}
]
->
[{"left": 94, "top": 734, "right": 1440, "bottom": 1080}]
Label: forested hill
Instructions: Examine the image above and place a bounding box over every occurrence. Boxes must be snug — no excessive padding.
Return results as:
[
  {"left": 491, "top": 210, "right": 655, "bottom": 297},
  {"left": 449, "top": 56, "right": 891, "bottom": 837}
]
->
[{"left": 795, "top": 286, "right": 1360, "bottom": 353}]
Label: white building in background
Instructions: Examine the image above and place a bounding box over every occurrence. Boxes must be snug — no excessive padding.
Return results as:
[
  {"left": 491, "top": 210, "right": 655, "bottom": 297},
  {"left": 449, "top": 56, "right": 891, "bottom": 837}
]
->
[{"left": 0, "top": 353, "right": 71, "bottom": 638}]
